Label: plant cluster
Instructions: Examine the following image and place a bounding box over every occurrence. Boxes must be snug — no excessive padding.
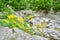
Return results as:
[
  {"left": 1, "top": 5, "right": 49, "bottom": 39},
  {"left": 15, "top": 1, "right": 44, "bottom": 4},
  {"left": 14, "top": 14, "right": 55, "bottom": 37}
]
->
[
  {"left": 0, "top": 0, "right": 53, "bottom": 11},
  {"left": 0, "top": 9, "right": 35, "bottom": 35},
  {"left": 1, "top": 0, "right": 60, "bottom": 11},
  {"left": 53, "top": 0, "right": 60, "bottom": 12}
]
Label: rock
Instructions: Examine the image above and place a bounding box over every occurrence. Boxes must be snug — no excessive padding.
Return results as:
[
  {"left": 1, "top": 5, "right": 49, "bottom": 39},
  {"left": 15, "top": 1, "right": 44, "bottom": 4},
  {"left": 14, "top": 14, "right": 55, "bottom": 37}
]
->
[
  {"left": 31, "top": 35, "right": 48, "bottom": 40},
  {"left": 0, "top": 27, "right": 10, "bottom": 40},
  {"left": 40, "top": 28, "right": 60, "bottom": 38}
]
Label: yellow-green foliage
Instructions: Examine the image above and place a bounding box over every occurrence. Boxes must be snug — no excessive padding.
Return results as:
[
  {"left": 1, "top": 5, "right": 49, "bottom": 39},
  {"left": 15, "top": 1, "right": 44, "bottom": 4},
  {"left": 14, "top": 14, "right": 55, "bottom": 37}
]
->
[{"left": 0, "top": 14, "right": 34, "bottom": 35}]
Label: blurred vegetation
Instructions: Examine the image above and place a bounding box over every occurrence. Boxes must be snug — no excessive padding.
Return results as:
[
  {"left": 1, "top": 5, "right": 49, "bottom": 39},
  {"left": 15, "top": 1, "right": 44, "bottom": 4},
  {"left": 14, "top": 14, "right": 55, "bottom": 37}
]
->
[
  {"left": 0, "top": 0, "right": 60, "bottom": 12},
  {"left": 53, "top": 0, "right": 60, "bottom": 12},
  {"left": 0, "top": 0, "right": 53, "bottom": 11}
]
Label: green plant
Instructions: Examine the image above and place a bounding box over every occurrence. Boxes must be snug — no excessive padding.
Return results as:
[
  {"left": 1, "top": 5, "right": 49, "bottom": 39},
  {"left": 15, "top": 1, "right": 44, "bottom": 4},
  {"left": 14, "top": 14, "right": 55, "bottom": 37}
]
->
[
  {"left": 0, "top": 0, "right": 53, "bottom": 11},
  {"left": 53, "top": 0, "right": 60, "bottom": 12}
]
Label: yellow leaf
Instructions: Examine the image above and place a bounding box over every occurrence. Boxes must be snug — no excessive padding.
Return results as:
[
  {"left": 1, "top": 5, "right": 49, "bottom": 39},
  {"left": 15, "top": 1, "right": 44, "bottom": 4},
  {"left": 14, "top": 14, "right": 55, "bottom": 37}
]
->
[
  {"left": 8, "top": 14, "right": 16, "bottom": 19},
  {"left": 19, "top": 24, "right": 24, "bottom": 29},
  {"left": 26, "top": 15, "right": 34, "bottom": 20},
  {"left": 17, "top": 16, "right": 24, "bottom": 24}
]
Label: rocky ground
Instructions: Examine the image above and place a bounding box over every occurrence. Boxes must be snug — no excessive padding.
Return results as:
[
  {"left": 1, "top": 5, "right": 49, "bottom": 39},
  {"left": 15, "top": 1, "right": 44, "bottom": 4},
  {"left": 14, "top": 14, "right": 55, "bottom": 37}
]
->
[{"left": 0, "top": 10, "right": 60, "bottom": 40}]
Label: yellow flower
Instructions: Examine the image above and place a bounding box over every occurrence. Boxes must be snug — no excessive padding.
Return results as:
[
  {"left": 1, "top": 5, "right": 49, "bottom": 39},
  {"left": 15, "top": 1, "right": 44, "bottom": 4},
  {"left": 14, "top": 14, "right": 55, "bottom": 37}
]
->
[
  {"left": 26, "top": 15, "right": 34, "bottom": 20},
  {"left": 3, "top": 19, "right": 9, "bottom": 23},
  {"left": 7, "top": 14, "right": 16, "bottom": 19},
  {"left": 17, "top": 16, "right": 24, "bottom": 24}
]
